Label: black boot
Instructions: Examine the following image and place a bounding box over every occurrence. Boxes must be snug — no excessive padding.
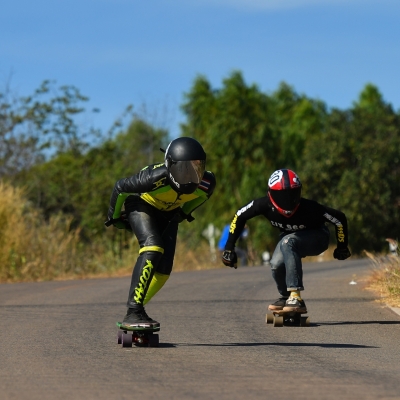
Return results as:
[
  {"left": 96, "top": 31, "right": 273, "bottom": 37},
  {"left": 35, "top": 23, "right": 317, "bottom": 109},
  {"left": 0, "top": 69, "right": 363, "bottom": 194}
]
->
[{"left": 121, "top": 304, "right": 160, "bottom": 328}]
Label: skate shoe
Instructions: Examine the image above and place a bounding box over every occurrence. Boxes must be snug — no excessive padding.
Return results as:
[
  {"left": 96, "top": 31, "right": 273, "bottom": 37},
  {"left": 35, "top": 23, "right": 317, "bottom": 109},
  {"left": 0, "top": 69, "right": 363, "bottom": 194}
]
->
[
  {"left": 282, "top": 297, "right": 307, "bottom": 313},
  {"left": 268, "top": 297, "right": 288, "bottom": 311},
  {"left": 121, "top": 305, "right": 160, "bottom": 328}
]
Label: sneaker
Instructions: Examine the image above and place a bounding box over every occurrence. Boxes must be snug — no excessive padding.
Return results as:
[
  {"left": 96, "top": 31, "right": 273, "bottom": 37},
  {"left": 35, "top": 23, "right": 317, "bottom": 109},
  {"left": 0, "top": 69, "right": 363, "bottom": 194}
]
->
[
  {"left": 121, "top": 305, "right": 160, "bottom": 328},
  {"left": 268, "top": 297, "right": 288, "bottom": 311},
  {"left": 283, "top": 297, "right": 307, "bottom": 313}
]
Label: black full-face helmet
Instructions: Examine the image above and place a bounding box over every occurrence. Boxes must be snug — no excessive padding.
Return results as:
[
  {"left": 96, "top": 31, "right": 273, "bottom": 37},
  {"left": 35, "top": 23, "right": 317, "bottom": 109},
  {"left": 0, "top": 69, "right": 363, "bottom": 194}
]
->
[{"left": 164, "top": 137, "right": 206, "bottom": 194}]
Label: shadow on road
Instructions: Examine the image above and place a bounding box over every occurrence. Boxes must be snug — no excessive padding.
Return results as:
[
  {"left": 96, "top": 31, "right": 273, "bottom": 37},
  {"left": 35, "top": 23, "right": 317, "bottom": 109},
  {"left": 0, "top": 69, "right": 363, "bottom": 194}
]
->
[
  {"left": 174, "top": 342, "right": 378, "bottom": 348},
  {"left": 315, "top": 321, "right": 400, "bottom": 326}
]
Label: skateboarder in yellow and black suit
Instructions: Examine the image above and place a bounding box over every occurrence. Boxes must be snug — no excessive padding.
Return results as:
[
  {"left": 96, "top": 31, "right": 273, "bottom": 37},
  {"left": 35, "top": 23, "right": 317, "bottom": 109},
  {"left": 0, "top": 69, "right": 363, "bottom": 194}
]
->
[
  {"left": 106, "top": 137, "right": 216, "bottom": 328},
  {"left": 222, "top": 169, "right": 351, "bottom": 313}
]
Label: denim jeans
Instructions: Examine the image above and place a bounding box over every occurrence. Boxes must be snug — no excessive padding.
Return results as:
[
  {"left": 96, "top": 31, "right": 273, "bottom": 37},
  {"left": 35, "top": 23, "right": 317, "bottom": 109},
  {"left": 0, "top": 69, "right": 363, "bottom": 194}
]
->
[{"left": 270, "top": 226, "right": 330, "bottom": 297}]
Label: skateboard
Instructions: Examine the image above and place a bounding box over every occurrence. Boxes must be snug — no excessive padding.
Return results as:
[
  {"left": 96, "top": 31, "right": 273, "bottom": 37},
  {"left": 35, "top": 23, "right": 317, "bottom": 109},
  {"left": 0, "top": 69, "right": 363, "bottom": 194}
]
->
[
  {"left": 266, "top": 310, "right": 310, "bottom": 327},
  {"left": 116, "top": 322, "right": 160, "bottom": 347}
]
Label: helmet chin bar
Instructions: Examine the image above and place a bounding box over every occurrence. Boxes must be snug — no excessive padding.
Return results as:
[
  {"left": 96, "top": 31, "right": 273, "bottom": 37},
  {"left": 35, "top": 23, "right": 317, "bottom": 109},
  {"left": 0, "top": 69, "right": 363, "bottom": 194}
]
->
[
  {"left": 169, "top": 172, "right": 180, "bottom": 189},
  {"left": 268, "top": 192, "right": 299, "bottom": 218},
  {"left": 168, "top": 173, "right": 198, "bottom": 195}
]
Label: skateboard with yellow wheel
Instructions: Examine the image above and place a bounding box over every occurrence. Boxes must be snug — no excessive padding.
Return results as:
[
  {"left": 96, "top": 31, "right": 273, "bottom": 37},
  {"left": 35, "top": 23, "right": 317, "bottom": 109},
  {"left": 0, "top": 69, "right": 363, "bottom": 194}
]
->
[{"left": 266, "top": 310, "right": 310, "bottom": 327}]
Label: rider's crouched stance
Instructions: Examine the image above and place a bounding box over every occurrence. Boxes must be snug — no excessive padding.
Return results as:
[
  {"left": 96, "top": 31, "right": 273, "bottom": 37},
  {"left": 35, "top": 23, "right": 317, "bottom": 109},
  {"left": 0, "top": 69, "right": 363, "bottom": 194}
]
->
[
  {"left": 106, "top": 137, "right": 216, "bottom": 328},
  {"left": 222, "top": 169, "right": 351, "bottom": 313}
]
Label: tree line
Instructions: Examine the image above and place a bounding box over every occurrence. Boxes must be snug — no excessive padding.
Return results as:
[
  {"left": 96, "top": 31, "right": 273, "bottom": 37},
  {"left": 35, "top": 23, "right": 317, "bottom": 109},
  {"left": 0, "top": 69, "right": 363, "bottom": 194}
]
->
[{"left": 1, "top": 72, "right": 399, "bottom": 276}]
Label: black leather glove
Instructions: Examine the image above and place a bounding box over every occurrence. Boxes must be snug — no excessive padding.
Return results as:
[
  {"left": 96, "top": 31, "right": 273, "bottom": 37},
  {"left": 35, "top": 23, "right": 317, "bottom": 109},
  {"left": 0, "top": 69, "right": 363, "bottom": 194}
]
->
[
  {"left": 222, "top": 250, "right": 238, "bottom": 269},
  {"left": 333, "top": 247, "right": 351, "bottom": 260},
  {"left": 104, "top": 219, "right": 114, "bottom": 227},
  {"left": 172, "top": 209, "right": 195, "bottom": 223},
  {"left": 104, "top": 211, "right": 132, "bottom": 231}
]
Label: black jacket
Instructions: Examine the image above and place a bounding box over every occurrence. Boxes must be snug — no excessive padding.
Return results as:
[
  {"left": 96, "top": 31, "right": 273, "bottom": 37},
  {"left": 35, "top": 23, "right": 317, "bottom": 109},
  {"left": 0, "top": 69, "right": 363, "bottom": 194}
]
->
[{"left": 225, "top": 196, "right": 348, "bottom": 250}]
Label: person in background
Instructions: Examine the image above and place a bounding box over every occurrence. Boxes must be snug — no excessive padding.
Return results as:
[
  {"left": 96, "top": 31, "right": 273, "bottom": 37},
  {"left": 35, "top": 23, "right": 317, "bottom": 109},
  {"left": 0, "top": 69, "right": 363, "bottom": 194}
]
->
[
  {"left": 105, "top": 137, "right": 216, "bottom": 328},
  {"left": 386, "top": 238, "right": 398, "bottom": 257},
  {"left": 221, "top": 169, "right": 351, "bottom": 313}
]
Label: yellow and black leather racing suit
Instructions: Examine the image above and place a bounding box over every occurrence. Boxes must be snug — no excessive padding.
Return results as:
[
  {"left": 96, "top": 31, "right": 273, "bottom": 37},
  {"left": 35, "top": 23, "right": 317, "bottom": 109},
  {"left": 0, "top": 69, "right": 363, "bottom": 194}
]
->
[{"left": 107, "top": 162, "right": 216, "bottom": 308}]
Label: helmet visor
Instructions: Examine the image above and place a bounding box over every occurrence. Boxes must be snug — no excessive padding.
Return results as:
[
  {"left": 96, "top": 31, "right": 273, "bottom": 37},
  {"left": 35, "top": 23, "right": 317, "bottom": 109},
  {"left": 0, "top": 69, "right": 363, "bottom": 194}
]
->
[
  {"left": 270, "top": 187, "right": 301, "bottom": 212},
  {"left": 169, "top": 160, "right": 206, "bottom": 185}
]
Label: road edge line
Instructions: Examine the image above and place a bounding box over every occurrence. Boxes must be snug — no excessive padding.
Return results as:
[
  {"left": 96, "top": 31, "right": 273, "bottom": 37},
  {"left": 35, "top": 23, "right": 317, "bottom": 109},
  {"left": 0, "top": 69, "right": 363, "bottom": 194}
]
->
[{"left": 388, "top": 306, "right": 400, "bottom": 316}]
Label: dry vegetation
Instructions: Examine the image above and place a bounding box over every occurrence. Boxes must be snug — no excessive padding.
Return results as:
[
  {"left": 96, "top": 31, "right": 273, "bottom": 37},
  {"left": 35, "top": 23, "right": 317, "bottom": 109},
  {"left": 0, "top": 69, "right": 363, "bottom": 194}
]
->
[
  {"left": 364, "top": 249, "right": 400, "bottom": 308},
  {"left": 0, "top": 181, "right": 221, "bottom": 283},
  {"left": 0, "top": 181, "right": 138, "bottom": 282}
]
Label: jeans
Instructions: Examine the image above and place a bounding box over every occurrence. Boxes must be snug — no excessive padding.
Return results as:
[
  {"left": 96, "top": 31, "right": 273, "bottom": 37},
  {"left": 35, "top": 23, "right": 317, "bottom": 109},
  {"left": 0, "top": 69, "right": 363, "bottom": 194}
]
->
[{"left": 270, "top": 226, "right": 330, "bottom": 297}]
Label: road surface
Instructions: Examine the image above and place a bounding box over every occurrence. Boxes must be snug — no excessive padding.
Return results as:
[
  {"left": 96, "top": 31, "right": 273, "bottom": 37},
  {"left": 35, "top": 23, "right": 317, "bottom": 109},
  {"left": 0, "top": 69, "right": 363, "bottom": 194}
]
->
[{"left": 1, "top": 259, "right": 399, "bottom": 399}]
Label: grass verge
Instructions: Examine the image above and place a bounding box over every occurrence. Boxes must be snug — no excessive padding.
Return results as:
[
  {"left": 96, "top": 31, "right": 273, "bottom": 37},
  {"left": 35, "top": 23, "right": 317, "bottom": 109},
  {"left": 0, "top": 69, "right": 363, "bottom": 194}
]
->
[{"left": 364, "top": 250, "right": 400, "bottom": 308}]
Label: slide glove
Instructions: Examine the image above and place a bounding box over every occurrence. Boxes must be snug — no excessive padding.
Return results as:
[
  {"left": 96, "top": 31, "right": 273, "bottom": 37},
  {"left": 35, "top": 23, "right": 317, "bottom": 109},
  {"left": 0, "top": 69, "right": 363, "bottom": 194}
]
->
[
  {"left": 333, "top": 247, "right": 351, "bottom": 260},
  {"left": 104, "top": 211, "right": 132, "bottom": 232},
  {"left": 172, "top": 209, "right": 195, "bottom": 224},
  {"left": 222, "top": 250, "right": 238, "bottom": 269}
]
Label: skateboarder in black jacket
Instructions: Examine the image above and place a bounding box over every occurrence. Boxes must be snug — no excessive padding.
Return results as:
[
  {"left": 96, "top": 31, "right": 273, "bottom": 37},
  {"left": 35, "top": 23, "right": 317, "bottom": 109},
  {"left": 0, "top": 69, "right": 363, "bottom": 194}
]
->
[
  {"left": 106, "top": 137, "right": 216, "bottom": 328},
  {"left": 222, "top": 169, "right": 351, "bottom": 313}
]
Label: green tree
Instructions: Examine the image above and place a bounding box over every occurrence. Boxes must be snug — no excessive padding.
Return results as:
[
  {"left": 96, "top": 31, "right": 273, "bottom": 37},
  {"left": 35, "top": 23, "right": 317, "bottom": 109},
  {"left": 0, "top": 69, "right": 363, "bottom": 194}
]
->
[
  {"left": 269, "top": 82, "right": 327, "bottom": 170},
  {"left": 180, "top": 73, "right": 328, "bottom": 255},
  {"left": 302, "top": 84, "right": 400, "bottom": 253},
  {"left": 19, "top": 118, "right": 169, "bottom": 237},
  {"left": 0, "top": 80, "right": 100, "bottom": 176},
  {"left": 181, "top": 72, "right": 279, "bottom": 252}
]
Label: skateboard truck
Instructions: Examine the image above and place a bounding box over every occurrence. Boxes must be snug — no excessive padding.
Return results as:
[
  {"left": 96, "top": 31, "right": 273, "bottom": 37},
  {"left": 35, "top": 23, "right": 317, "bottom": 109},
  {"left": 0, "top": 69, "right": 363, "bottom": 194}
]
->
[
  {"left": 116, "top": 322, "right": 160, "bottom": 348},
  {"left": 266, "top": 310, "right": 310, "bottom": 327}
]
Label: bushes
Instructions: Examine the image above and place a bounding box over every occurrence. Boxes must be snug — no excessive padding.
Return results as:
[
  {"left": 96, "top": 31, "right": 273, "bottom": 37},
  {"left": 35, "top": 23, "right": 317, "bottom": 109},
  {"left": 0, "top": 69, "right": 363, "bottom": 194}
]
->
[
  {"left": 0, "top": 181, "right": 138, "bottom": 282},
  {"left": 366, "top": 250, "right": 400, "bottom": 307}
]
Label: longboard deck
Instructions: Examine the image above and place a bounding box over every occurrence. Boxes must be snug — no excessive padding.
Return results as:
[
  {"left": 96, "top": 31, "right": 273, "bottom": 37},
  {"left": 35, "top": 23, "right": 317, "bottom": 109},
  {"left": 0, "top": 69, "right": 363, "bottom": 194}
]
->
[
  {"left": 116, "top": 322, "right": 160, "bottom": 332},
  {"left": 270, "top": 309, "right": 307, "bottom": 316}
]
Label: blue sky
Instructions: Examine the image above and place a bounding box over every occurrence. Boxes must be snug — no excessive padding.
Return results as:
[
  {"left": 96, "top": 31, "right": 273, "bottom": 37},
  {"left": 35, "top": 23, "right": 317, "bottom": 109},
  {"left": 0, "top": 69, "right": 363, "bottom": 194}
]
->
[{"left": 2, "top": 0, "right": 400, "bottom": 139}]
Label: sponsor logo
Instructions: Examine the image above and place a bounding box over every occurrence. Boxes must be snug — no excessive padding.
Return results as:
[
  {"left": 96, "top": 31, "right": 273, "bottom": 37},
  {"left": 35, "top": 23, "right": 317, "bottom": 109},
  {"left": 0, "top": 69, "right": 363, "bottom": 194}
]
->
[
  {"left": 237, "top": 201, "right": 254, "bottom": 216},
  {"left": 324, "top": 213, "right": 345, "bottom": 242},
  {"left": 337, "top": 224, "right": 345, "bottom": 242},
  {"left": 134, "top": 259, "right": 154, "bottom": 303},
  {"left": 323, "top": 213, "right": 342, "bottom": 227},
  {"left": 153, "top": 177, "right": 166, "bottom": 189},
  {"left": 271, "top": 221, "right": 306, "bottom": 230},
  {"left": 229, "top": 215, "right": 238, "bottom": 234},
  {"left": 169, "top": 173, "right": 180, "bottom": 188},
  {"left": 268, "top": 170, "right": 283, "bottom": 188},
  {"left": 148, "top": 198, "right": 176, "bottom": 208},
  {"left": 293, "top": 176, "right": 301, "bottom": 186}
]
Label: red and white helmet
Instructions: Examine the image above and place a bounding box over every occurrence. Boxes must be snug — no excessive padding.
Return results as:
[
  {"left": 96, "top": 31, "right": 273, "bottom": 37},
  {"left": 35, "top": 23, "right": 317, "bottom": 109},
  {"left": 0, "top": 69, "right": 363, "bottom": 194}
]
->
[{"left": 268, "top": 169, "right": 302, "bottom": 217}]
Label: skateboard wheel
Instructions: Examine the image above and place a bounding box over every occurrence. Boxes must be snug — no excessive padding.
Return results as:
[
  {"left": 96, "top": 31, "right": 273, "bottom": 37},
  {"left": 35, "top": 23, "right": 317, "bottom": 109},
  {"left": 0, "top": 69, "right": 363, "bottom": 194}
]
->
[
  {"left": 117, "top": 330, "right": 123, "bottom": 344},
  {"left": 122, "top": 332, "right": 133, "bottom": 348},
  {"left": 273, "top": 316, "right": 284, "bottom": 327},
  {"left": 266, "top": 313, "right": 274, "bottom": 324},
  {"left": 148, "top": 334, "right": 159, "bottom": 348},
  {"left": 300, "top": 316, "right": 310, "bottom": 327}
]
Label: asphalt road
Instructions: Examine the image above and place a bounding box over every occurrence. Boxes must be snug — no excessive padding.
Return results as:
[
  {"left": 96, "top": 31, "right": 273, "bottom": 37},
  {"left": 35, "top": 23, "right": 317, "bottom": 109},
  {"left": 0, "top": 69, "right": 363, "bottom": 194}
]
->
[{"left": 1, "top": 258, "right": 400, "bottom": 400}]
